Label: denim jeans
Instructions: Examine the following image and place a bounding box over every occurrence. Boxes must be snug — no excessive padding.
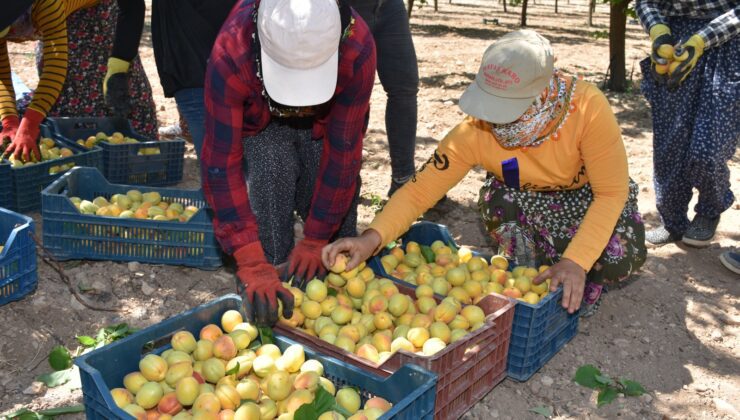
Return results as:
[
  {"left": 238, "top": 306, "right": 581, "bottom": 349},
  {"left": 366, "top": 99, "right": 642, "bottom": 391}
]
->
[
  {"left": 174, "top": 88, "right": 206, "bottom": 160},
  {"left": 349, "top": 0, "right": 419, "bottom": 183}
]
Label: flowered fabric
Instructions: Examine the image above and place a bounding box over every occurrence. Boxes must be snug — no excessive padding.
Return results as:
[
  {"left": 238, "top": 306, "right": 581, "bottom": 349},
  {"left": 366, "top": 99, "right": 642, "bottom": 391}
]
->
[
  {"left": 35, "top": 0, "right": 158, "bottom": 138},
  {"left": 478, "top": 176, "right": 646, "bottom": 288},
  {"left": 490, "top": 69, "right": 577, "bottom": 150}
]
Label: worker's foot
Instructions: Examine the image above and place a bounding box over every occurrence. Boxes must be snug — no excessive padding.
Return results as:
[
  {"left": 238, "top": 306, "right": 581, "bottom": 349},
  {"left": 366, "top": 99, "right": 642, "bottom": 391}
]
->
[
  {"left": 645, "top": 225, "right": 682, "bottom": 245},
  {"left": 719, "top": 251, "right": 740, "bottom": 275},
  {"left": 682, "top": 215, "right": 720, "bottom": 248}
]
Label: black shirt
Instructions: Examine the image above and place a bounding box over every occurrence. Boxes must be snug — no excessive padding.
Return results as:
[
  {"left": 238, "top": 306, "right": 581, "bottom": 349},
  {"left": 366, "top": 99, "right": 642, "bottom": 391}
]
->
[{"left": 113, "top": 0, "right": 237, "bottom": 97}]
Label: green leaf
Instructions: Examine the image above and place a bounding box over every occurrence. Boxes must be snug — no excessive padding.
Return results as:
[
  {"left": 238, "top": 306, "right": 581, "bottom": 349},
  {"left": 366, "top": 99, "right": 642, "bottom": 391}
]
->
[
  {"left": 76, "top": 335, "right": 97, "bottom": 347},
  {"left": 294, "top": 404, "right": 320, "bottom": 420},
  {"left": 48, "top": 346, "right": 72, "bottom": 371},
  {"left": 37, "top": 405, "right": 85, "bottom": 415},
  {"left": 385, "top": 241, "right": 397, "bottom": 250},
  {"left": 247, "top": 339, "right": 262, "bottom": 351},
  {"left": 420, "top": 245, "right": 436, "bottom": 264},
  {"left": 574, "top": 364, "right": 601, "bottom": 389},
  {"left": 37, "top": 369, "right": 74, "bottom": 387},
  {"left": 225, "top": 361, "right": 240, "bottom": 376},
  {"left": 446, "top": 241, "right": 458, "bottom": 253},
  {"left": 620, "top": 379, "right": 646, "bottom": 396},
  {"left": 529, "top": 406, "right": 552, "bottom": 418},
  {"left": 332, "top": 404, "right": 353, "bottom": 418},
  {"left": 294, "top": 387, "right": 336, "bottom": 419},
  {"left": 259, "top": 327, "right": 274, "bottom": 345},
  {"left": 326, "top": 288, "right": 338, "bottom": 297},
  {"left": 595, "top": 374, "right": 614, "bottom": 386},
  {"left": 597, "top": 387, "right": 619, "bottom": 406}
]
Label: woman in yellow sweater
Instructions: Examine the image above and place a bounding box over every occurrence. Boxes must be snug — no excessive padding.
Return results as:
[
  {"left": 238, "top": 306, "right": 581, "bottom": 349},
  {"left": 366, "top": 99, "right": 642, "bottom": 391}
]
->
[
  {"left": 323, "top": 30, "right": 646, "bottom": 315},
  {"left": 1, "top": 0, "right": 99, "bottom": 161}
]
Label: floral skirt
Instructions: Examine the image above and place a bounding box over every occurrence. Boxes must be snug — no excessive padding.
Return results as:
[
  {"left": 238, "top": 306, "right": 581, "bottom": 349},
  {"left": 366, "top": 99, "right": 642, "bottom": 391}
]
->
[{"left": 478, "top": 177, "right": 646, "bottom": 294}]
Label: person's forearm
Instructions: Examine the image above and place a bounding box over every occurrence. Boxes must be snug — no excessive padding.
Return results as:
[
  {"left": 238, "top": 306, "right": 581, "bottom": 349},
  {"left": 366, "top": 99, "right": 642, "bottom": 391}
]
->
[{"left": 112, "top": 0, "right": 146, "bottom": 61}]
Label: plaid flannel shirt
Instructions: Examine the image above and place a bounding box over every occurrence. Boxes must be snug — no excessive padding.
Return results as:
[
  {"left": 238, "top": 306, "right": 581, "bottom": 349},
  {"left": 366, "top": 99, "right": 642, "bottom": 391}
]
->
[
  {"left": 636, "top": 0, "right": 740, "bottom": 48},
  {"left": 201, "top": 0, "right": 376, "bottom": 255}
]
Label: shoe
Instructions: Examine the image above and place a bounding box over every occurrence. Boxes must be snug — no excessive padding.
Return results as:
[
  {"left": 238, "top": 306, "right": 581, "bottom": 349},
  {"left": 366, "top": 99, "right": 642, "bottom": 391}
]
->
[
  {"left": 158, "top": 123, "right": 183, "bottom": 138},
  {"left": 719, "top": 251, "right": 740, "bottom": 275},
  {"left": 645, "top": 226, "right": 682, "bottom": 245},
  {"left": 682, "top": 215, "right": 720, "bottom": 248}
]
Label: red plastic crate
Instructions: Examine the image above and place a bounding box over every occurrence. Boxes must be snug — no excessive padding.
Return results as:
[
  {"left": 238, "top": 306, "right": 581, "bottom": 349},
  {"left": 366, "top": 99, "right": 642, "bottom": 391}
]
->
[{"left": 276, "top": 283, "right": 514, "bottom": 419}]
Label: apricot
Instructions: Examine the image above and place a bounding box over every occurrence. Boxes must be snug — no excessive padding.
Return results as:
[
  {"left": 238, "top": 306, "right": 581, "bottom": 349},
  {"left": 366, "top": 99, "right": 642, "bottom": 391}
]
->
[
  {"left": 212, "top": 336, "right": 237, "bottom": 361},
  {"left": 199, "top": 324, "right": 223, "bottom": 342},
  {"left": 318, "top": 412, "right": 345, "bottom": 420},
  {"left": 193, "top": 392, "right": 221, "bottom": 414},
  {"left": 449, "top": 315, "right": 470, "bottom": 331},
  {"left": 234, "top": 402, "right": 261, "bottom": 420},
  {"left": 165, "top": 351, "right": 192, "bottom": 366},
  {"left": 263, "top": 371, "right": 290, "bottom": 401},
  {"left": 259, "top": 399, "right": 278, "bottom": 420},
  {"left": 371, "top": 332, "right": 392, "bottom": 353},
  {"left": 355, "top": 344, "right": 380, "bottom": 363},
  {"left": 485, "top": 282, "right": 504, "bottom": 295},
  {"left": 373, "top": 312, "right": 393, "bottom": 330},
  {"left": 450, "top": 328, "right": 468, "bottom": 343},
  {"left": 334, "top": 336, "right": 356, "bottom": 353},
  {"left": 365, "top": 396, "right": 392, "bottom": 412},
  {"left": 411, "top": 314, "right": 432, "bottom": 329},
  {"left": 336, "top": 388, "right": 361, "bottom": 414},
  {"left": 364, "top": 407, "right": 385, "bottom": 420},
  {"left": 194, "top": 340, "right": 214, "bottom": 361},
  {"left": 429, "top": 322, "right": 451, "bottom": 344},
  {"left": 215, "top": 384, "right": 241, "bottom": 410},
  {"left": 523, "top": 291, "right": 540, "bottom": 305},
  {"left": 390, "top": 337, "right": 415, "bottom": 353},
  {"left": 218, "top": 410, "right": 235, "bottom": 420},
  {"left": 140, "top": 355, "right": 168, "bottom": 382},
  {"left": 231, "top": 322, "right": 259, "bottom": 341},
  {"left": 331, "top": 305, "right": 354, "bottom": 326},
  {"left": 111, "top": 387, "right": 134, "bottom": 408},
  {"left": 301, "top": 301, "right": 322, "bottom": 320},
  {"left": 490, "top": 255, "right": 509, "bottom": 270},
  {"left": 320, "top": 296, "right": 339, "bottom": 316},
  {"left": 135, "top": 382, "right": 163, "bottom": 409},
  {"left": 199, "top": 383, "right": 215, "bottom": 395},
  {"left": 415, "top": 296, "right": 436, "bottom": 315},
  {"left": 431, "top": 278, "right": 450, "bottom": 296},
  {"left": 192, "top": 410, "right": 218, "bottom": 420},
  {"left": 165, "top": 362, "right": 194, "bottom": 386},
  {"left": 448, "top": 287, "right": 471, "bottom": 305},
  {"left": 406, "top": 327, "right": 430, "bottom": 348},
  {"left": 175, "top": 376, "right": 199, "bottom": 406},
  {"left": 214, "top": 311, "right": 241, "bottom": 334},
  {"left": 203, "top": 358, "right": 226, "bottom": 383},
  {"left": 502, "top": 287, "right": 522, "bottom": 299},
  {"left": 123, "top": 404, "right": 148, "bottom": 420},
  {"left": 226, "top": 355, "right": 254, "bottom": 378},
  {"left": 253, "top": 355, "right": 275, "bottom": 378},
  {"left": 157, "top": 392, "right": 183, "bottom": 415},
  {"left": 330, "top": 253, "right": 349, "bottom": 273},
  {"left": 305, "top": 280, "right": 328, "bottom": 302}
]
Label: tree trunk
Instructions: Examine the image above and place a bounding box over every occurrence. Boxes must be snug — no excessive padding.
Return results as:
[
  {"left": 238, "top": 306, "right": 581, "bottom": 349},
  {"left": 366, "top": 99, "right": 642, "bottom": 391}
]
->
[
  {"left": 408, "top": 0, "right": 414, "bottom": 17},
  {"left": 555, "top": 0, "right": 558, "bottom": 14},
  {"left": 434, "top": 0, "right": 438, "bottom": 11},
  {"left": 588, "top": 0, "right": 595, "bottom": 26},
  {"left": 607, "top": 0, "right": 630, "bottom": 91},
  {"left": 521, "top": 0, "right": 529, "bottom": 26},
  {"left": 503, "top": 0, "right": 508, "bottom": 13}
]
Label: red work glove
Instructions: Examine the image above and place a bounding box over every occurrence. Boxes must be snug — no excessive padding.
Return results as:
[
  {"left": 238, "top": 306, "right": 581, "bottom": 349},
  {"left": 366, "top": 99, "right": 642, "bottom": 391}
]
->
[
  {"left": 286, "top": 238, "right": 328, "bottom": 290},
  {"left": 234, "top": 241, "right": 294, "bottom": 327},
  {"left": 1, "top": 114, "right": 19, "bottom": 143},
  {"left": 4, "top": 109, "right": 43, "bottom": 162}
]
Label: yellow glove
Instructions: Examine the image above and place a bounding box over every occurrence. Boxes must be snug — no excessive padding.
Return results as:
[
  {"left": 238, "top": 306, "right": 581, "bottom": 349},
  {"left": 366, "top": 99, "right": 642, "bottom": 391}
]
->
[
  {"left": 648, "top": 24, "right": 676, "bottom": 80},
  {"left": 668, "top": 34, "right": 705, "bottom": 88},
  {"left": 103, "top": 57, "right": 130, "bottom": 95}
]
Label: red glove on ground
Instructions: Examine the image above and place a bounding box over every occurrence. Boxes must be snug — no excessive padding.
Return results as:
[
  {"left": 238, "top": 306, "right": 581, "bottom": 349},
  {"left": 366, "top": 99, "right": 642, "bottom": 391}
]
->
[
  {"left": 286, "top": 238, "right": 328, "bottom": 290},
  {"left": 234, "top": 241, "right": 294, "bottom": 327},
  {"left": 5, "top": 109, "right": 43, "bottom": 161},
  {"left": 1, "top": 115, "right": 20, "bottom": 144}
]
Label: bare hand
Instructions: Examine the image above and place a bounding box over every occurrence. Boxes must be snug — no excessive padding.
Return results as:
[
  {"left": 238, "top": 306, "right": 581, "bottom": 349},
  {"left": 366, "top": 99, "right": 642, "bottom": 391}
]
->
[
  {"left": 321, "top": 229, "right": 382, "bottom": 272},
  {"left": 533, "top": 258, "right": 586, "bottom": 314}
]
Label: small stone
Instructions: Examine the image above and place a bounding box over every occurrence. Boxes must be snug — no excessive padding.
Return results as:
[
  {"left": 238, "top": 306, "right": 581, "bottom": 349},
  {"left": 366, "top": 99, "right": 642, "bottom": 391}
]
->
[
  {"left": 713, "top": 398, "right": 740, "bottom": 417},
  {"left": 641, "top": 394, "right": 653, "bottom": 403},
  {"left": 70, "top": 295, "right": 87, "bottom": 311},
  {"left": 443, "top": 100, "right": 454, "bottom": 106},
  {"left": 614, "top": 338, "right": 630, "bottom": 347},
  {"left": 529, "top": 381, "right": 541, "bottom": 394},
  {"left": 150, "top": 273, "right": 156, "bottom": 279},
  {"left": 23, "top": 381, "right": 45, "bottom": 395},
  {"left": 141, "top": 282, "right": 156, "bottom": 296},
  {"left": 710, "top": 330, "right": 723, "bottom": 341},
  {"left": 425, "top": 122, "right": 436, "bottom": 129},
  {"left": 128, "top": 261, "right": 141, "bottom": 272},
  {"left": 693, "top": 383, "right": 709, "bottom": 393},
  {"left": 641, "top": 337, "right": 650, "bottom": 344},
  {"left": 541, "top": 375, "right": 554, "bottom": 386}
]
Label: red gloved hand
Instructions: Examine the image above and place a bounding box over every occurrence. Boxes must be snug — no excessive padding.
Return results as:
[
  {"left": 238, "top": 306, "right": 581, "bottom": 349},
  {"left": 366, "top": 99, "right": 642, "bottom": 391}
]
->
[
  {"left": 235, "top": 241, "right": 294, "bottom": 327},
  {"left": 4, "top": 109, "right": 43, "bottom": 162},
  {"left": 1, "top": 115, "right": 20, "bottom": 145},
  {"left": 286, "top": 238, "right": 328, "bottom": 290}
]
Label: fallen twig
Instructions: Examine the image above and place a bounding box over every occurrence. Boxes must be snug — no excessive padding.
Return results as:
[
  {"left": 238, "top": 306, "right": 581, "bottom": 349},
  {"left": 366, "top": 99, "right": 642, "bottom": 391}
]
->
[{"left": 32, "top": 234, "right": 120, "bottom": 312}]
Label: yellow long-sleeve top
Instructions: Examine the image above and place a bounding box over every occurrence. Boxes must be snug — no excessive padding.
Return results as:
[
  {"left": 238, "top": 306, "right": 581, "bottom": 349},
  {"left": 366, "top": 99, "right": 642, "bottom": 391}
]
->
[
  {"left": 369, "top": 80, "right": 630, "bottom": 272},
  {"left": 0, "top": 0, "right": 98, "bottom": 119}
]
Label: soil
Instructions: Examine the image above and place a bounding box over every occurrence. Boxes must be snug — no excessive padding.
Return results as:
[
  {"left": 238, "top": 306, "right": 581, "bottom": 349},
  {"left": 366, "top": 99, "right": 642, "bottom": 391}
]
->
[{"left": 1, "top": 1, "right": 738, "bottom": 419}]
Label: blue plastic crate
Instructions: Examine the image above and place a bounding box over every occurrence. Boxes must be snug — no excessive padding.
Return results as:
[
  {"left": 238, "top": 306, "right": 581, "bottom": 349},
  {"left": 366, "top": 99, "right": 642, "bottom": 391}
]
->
[
  {"left": 0, "top": 207, "right": 37, "bottom": 305},
  {"left": 75, "top": 294, "right": 438, "bottom": 420},
  {"left": 0, "top": 161, "right": 11, "bottom": 209},
  {"left": 48, "top": 117, "right": 185, "bottom": 186},
  {"left": 41, "top": 167, "right": 222, "bottom": 269},
  {"left": 368, "top": 221, "right": 579, "bottom": 381},
  {"left": 2, "top": 124, "right": 103, "bottom": 213}
]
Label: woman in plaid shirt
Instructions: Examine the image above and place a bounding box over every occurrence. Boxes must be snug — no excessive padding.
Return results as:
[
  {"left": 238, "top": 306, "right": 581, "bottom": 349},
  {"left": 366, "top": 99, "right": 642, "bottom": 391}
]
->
[
  {"left": 637, "top": 1, "right": 738, "bottom": 253},
  {"left": 202, "top": 0, "right": 376, "bottom": 326}
]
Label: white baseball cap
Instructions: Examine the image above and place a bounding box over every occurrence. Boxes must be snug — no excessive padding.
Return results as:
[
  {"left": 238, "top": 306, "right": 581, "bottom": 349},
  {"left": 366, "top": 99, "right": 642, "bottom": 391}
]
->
[
  {"left": 459, "top": 30, "right": 554, "bottom": 124},
  {"left": 258, "top": 0, "right": 342, "bottom": 107}
]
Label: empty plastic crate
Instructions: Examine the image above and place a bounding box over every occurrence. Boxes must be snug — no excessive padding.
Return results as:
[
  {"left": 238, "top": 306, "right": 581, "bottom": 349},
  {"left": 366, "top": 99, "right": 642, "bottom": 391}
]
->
[
  {"left": 48, "top": 117, "right": 184, "bottom": 186},
  {"left": 74, "top": 294, "right": 437, "bottom": 419},
  {"left": 0, "top": 207, "right": 37, "bottom": 305},
  {"left": 41, "top": 167, "right": 222, "bottom": 269}
]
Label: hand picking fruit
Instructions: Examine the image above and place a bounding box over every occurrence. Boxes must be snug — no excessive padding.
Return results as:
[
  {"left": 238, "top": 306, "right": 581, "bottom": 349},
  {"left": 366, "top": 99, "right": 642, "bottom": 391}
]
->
[
  {"left": 111, "top": 310, "right": 393, "bottom": 419},
  {"left": 324, "top": 29, "right": 646, "bottom": 317}
]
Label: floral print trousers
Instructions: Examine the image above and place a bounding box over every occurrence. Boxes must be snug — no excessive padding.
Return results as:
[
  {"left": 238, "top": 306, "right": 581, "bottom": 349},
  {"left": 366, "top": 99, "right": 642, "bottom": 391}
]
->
[{"left": 478, "top": 177, "right": 646, "bottom": 304}]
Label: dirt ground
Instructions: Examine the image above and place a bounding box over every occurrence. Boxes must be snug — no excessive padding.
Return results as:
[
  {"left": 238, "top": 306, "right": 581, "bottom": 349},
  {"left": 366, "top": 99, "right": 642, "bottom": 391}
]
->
[{"left": 1, "top": 1, "right": 739, "bottom": 419}]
